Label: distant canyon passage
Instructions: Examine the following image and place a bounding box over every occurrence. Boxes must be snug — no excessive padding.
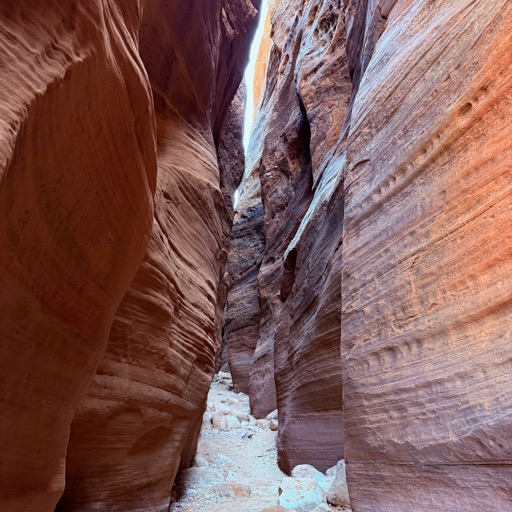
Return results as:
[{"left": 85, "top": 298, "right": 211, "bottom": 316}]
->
[{"left": 0, "top": 1, "right": 511, "bottom": 512}]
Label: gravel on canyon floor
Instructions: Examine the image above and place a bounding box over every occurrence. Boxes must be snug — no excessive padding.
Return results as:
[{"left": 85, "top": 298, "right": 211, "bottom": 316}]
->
[{"left": 170, "top": 372, "right": 350, "bottom": 512}]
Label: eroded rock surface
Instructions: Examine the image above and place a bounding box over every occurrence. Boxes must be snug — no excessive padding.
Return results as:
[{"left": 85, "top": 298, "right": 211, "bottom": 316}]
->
[
  {"left": 227, "top": 0, "right": 512, "bottom": 509},
  {"left": 60, "top": 2, "right": 260, "bottom": 511},
  {"left": 226, "top": 0, "right": 348, "bottom": 470},
  {"left": 0, "top": 3, "right": 156, "bottom": 510},
  {"left": 341, "top": 1, "right": 512, "bottom": 510}
]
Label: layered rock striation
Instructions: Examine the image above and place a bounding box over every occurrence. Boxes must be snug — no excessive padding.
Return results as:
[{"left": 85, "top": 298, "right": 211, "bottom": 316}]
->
[
  {"left": 0, "top": 3, "right": 157, "bottom": 511},
  {"left": 341, "top": 1, "right": 512, "bottom": 510},
  {"left": 225, "top": 1, "right": 512, "bottom": 509},
  {"left": 60, "top": 2, "right": 259, "bottom": 511},
  {"left": 0, "top": 1, "right": 259, "bottom": 512}
]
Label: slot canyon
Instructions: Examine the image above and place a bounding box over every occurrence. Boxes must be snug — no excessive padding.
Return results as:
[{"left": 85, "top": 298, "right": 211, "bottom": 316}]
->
[{"left": 0, "top": 1, "right": 511, "bottom": 511}]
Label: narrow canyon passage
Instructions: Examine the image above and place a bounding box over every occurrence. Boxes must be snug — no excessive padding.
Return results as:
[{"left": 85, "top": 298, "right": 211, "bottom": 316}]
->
[
  {"left": 0, "top": 1, "right": 511, "bottom": 512},
  {"left": 170, "top": 372, "right": 349, "bottom": 512}
]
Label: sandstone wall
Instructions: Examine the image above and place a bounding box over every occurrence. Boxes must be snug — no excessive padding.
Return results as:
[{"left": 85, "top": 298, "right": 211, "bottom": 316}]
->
[
  {"left": 0, "top": 1, "right": 258, "bottom": 511},
  {"left": 60, "top": 2, "right": 259, "bottom": 511},
  {"left": 226, "top": 1, "right": 512, "bottom": 507},
  {"left": 341, "top": 1, "right": 512, "bottom": 510},
  {"left": 0, "top": 3, "right": 156, "bottom": 511}
]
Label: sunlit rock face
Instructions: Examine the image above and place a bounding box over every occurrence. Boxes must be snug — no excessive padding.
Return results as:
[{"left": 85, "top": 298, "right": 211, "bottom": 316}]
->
[
  {"left": 341, "top": 1, "right": 512, "bottom": 510},
  {"left": 59, "top": 2, "right": 259, "bottom": 511},
  {"left": 226, "top": 0, "right": 512, "bottom": 506},
  {"left": 0, "top": 3, "right": 156, "bottom": 511}
]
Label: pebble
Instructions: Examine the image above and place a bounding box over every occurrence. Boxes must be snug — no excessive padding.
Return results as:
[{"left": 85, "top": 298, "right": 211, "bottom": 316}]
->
[{"left": 277, "top": 477, "right": 323, "bottom": 511}]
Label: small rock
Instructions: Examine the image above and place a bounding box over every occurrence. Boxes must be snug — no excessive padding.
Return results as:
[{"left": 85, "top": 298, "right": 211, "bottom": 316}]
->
[
  {"left": 192, "top": 457, "right": 209, "bottom": 468},
  {"left": 202, "top": 412, "right": 213, "bottom": 427},
  {"left": 278, "top": 477, "right": 323, "bottom": 511},
  {"left": 214, "top": 404, "right": 231, "bottom": 415},
  {"left": 226, "top": 396, "right": 239, "bottom": 405},
  {"left": 213, "top": 454, "right": 235, "bottom": 467},
  {"left": 210, "top": 481, "right": 251, "bottom": 498},
  {"left": 236, "top": 412, "right": 250, "bottom": 422},
  {"left": 326, "top": 460, "right": 350, "bottom": 507},
  {"left": 211, "top": 414, "right": 228, "bottom": 431},
  {"left": 225, "top": 415, "right": 241, "bottom": 429},
  {"left": 318, "top": 475, "right": 335, "bottom": 499},
  {"left": 291, "top": 465, "right": 324, "bottom": 481},
  {"left": 311, "top": 504, "right": 330, "bottom": 512},
  {"left": 325, "top": 465, "right": 337, "bottom": 477},
  {"left": 179, "top": 467, "right": 224, "bottom": 489},
  {"left": 266, "top": 409, "right": 279, "bottom": 420},
  {"left": 259, "top": 507, "right": 289, "bottom": 512},
  {"left": 225, "top": 470, "right": 239, "bottom": 481},
  {"left": 256, "top": 419, "right": 269, "bottom": 428},
  {"left": 269, "top": 419, "right": 279, "bottom": 431}
]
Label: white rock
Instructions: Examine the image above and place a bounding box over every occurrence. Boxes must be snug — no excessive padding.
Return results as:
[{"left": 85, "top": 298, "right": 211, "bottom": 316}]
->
[
  {"left": 278, "top": 477, "right": 323, "bottom": 511},
  {"left": 318, "top": 475, "right": 335, "bottom": 499},
  {"left": 325, "top": 465, "right": 338, "bottom": 477},
  {"left": 225, "top": 469, "right": 239, "bottom": 481},
  {"left": 211, "top": 414, "right": 228, "bottom": 431},
  {"left": 213, "top": 454, "right": 235, "bottom": 467},
  {"left": 291, "top": 464, "right": 324, "bottom": 481},
  {"left": 326, "top": 460, "right": 350, "bottom": 507},
  {"left": 214, "top": 405, "right": 231, "bottom": 415},
  {"left": 311, "top": 504, "right": 330, "bottom": 512},
  {"left": 192, "top": 457, "right": 209, "bottom": 468},
  {"left": 180, "top": 467, "right": 224, "bottom": 490},
  {"left": 269, "top": 419, "right": 279, "bottom": 431},
  {"left": 236, "top": 412, "right": 250, "bottom": 422},
  {"left": 266, "top": 409, "right": 279, "bottom": 420},
  {"left": 202, "top": 412, "right": 213, "bottom": 427},
  {"left": 225, "top": 415, "right": 242, "bottom": 429}
]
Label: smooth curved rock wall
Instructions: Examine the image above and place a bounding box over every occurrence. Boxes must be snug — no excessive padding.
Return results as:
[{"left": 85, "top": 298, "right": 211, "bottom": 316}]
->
[
  {"left": 60, "top": 2, "right": 259, "bottom": 511},
  {"left": 0, "top": 3, "right": 156, "bottom": 511},
  {"left": 341, "top": 1, "right": 512, "bottom": 510}
]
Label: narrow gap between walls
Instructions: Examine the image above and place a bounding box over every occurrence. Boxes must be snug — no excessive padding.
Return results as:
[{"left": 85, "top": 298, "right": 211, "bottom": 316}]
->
[{"left": 234, "top": 0, "right": 269, "bottom": 208}]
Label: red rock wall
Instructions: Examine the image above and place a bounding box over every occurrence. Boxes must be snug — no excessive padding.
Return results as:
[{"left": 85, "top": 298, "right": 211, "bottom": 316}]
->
[
  {"left": 0, "top": 1, "right": 258, "bottom": 511},
  {"left": 341, "top": 1, "right": 512, "bottom": 510},
  {"left": 227, "top": 0, "right": 512, "bottom": 507},
  {"left": 224, "top": 124, "right": 266, "bottom": 394},
  {"left": 226, "top": 0, "right": 349, "bottom": 470},
  {"left": 60, "top": 2, "right": 259, "bottom": 511},
  {"left": 0, "top": 3, "right": 156, "bottom": 511}
]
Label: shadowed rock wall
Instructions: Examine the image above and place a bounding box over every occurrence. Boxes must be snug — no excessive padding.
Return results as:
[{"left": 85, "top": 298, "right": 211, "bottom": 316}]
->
[
  {"left": 60, "top": 2, "right": 259, "bottom": 511},
  {"left": 225, "top": 1, "right": 512, "bottom": 507},
  {"left": 0, "top": 3, "right": 156, "bottom": 511}
]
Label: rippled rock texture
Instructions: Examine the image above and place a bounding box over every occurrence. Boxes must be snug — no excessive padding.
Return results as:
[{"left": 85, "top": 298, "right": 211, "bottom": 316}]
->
[
  {"left": 0, "top": 1, "right": 258, "bottom": 511},
  {"left": 226, "top": 0, "right": 512, "bottom": 507},
  {"left": 0, "top": 3, "right": 157, "bottom": 511},
  {"left": 341, "top": 1, "right": 512, "bottom": 510},
  {"left": 60, "top": 2, "right": 259, "bottom": 512}
]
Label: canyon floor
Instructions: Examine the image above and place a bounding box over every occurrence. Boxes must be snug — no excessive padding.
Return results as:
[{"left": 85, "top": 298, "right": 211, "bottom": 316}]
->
[{"left": 170, "top": 372, "right": 349, "bottom": 512}]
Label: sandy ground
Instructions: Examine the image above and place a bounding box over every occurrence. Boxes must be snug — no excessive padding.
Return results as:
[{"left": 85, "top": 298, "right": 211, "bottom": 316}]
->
[{"left": 170, "top": 372, "right": 347, "bottom": 512}]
